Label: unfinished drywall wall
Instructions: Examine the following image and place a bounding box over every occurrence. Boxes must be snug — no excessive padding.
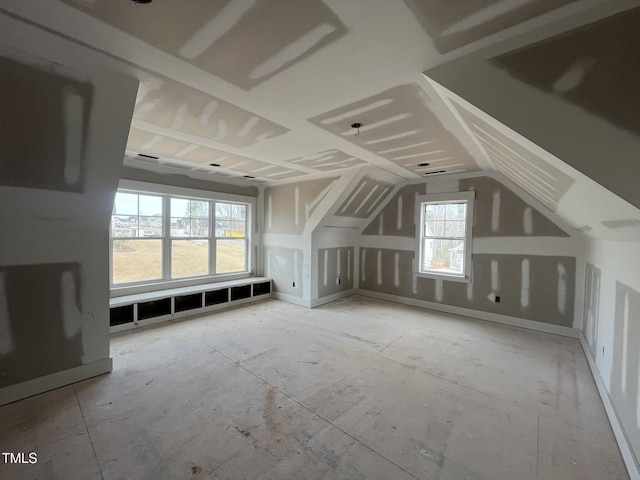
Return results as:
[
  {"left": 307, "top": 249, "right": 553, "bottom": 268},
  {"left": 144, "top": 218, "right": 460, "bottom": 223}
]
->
[
  {"left": 0, "top": 13, "right": 138, "bottom": 403},
  {"left": 459, "top": 177, "right": 568, "bottom": 237},
  {"left": 265, "top": 177, "right": 337, "bottom": 235},
  {"left": 336, "top": 177, "right": 394, "bottom": 219},
  {"left": 359, "top": 175, "right": 577, "bottom": 328},
  {"left": 360, "top": 249, "right": 575, "bottom": 327},
  {"left": 264, "top": 246, "right": 303, "bottom": 298},
  {"left": 583, "top": 262, "right": 601, "bottom": 358},
  {"left": 0, "top": 264, "right": 83, "bottom": 386},
  {"left": 317, "top": 247, "right": 354, "bottom": 298},
  {"left": 0, "top": 55, "right": 92, "bottom": 192},
  {"left": 362, "top": 183, "right": 426, "bottom": 237},
  {"left": 584, "top": 239, "right": 640, "bottom": 470},
  {"left": 263, "top": 177, "right": 339, "bottom": 305},
  {"left": 454, "top": 103, "right": 575, "bottom": 213}
]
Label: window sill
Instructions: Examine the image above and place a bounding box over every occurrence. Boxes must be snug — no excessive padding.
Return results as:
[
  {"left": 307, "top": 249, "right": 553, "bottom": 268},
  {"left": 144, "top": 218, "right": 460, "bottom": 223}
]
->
[
  {"left": 110, "top": 271, "right": 253, "bottom": 298},
  {"left": 416, "top": 271, "right": 471, "bottom": 283}
]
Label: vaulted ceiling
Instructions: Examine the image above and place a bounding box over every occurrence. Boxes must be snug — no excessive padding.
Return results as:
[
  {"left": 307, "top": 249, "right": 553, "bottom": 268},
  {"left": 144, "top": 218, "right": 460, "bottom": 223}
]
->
[{"left": 1, "top": 0, "right": 638, "bottom": 238}]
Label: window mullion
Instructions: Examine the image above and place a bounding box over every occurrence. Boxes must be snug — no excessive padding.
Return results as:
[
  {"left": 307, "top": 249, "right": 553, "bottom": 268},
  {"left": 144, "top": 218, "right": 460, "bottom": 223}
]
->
[
  {"left": 210, "top": 201, "right": 216, "bottom": 275},
  {"left": 162, "top": 196, "right": 171, "bottom": 280}
]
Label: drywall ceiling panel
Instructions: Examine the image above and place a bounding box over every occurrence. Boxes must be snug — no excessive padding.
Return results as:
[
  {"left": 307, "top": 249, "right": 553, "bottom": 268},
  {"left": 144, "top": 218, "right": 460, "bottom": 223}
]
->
[
  {"left": 453, "top": 101, "right": 574, "bottom": 212},
  {"left": 127, "top": 128, "right": 305, "bottom": 181},
  {"left": 404, "top": 0, "right": 575, "bottom": 53},
  {"left": 309, "top": 84, "right": 478, "bottom": 177},
  {"left": 335, "top": 176, "right": 394, "bottom": 219},
  {"left": 0, "top": 54, "right": 92, "bottom": 193},
  {"left": 133, "top": 74, "right": 288, "bottom": 147},
  {"left": 493, "top": 7, "right": 640, "bottom": 137},
  {"left": 61, "top": 0, "right": 347, "bottom": 90},
  {"left": 286, "top": 150, "right": 365, "bottom": 171}
]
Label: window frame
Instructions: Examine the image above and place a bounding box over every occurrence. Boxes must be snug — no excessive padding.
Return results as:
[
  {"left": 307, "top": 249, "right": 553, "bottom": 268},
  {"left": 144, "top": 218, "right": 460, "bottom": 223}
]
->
[
  {"left": 110, "top": 180, "right": 255, "bottom": 296},
  {"left": 415, "top": 191, "right": 475, "bottom": 283}
]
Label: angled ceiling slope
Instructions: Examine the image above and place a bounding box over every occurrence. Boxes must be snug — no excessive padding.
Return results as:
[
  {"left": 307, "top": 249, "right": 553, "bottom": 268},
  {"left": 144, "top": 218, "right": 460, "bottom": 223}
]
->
[{"left": 425, "top": 3, "right": 640, "bottom": 210}]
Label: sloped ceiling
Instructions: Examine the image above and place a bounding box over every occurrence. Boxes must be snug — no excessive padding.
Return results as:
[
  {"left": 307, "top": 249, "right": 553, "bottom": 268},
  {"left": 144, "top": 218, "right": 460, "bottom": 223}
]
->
[
  {"left": 425, "top": 1, "right": 640, "bottom": 211},
  {"left": 1, "top": 0, "right": 638, "bottom": 238}
]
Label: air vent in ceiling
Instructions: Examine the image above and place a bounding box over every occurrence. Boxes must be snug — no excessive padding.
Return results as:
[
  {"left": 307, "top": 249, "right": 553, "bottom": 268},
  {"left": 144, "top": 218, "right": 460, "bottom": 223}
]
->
[
  {"left": 137, "top": 153, "right": 159, "bottom": 160},
  {"left": 424, "top": 170, "right": 446, "bottom": 175}
]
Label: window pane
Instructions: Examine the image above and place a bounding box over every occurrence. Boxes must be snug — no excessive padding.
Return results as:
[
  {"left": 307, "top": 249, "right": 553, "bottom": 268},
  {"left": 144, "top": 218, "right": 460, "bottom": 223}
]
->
[
  {"left": 139, "top": 195, "right": 162, "bottom": 216},
  {"left": 216, "top": 220, "right": 231, "bottom": 237},
  {"left": 446, "top": 202, "right": 466, "bottom": 220},
  {"left": 171, "top": 198, "right": 189, "bottom": 218},
  {"left": 422, "top": 239, "right": 465, "bottom": 275},
  {"left": 112, "top": 239, "right": 162, "bottom": 284},
  {"left": 111, "top": 215, "right": 138, "bottom": 237},
  {"left": 191, "top": 219, "right": 209, "bottom": 237},
  {"left": 425, "top": 203, "right": 446, "bottom": 221},
  {"left": 215, "top": 202, "right": 231, "bottom": 220},
  {"left": 172, "top": 240, "right": 209, "bottom": 278},
  {"left": 171, "top": 217, "right": 189, "bottom": 237},
  {"left": 191, "top": 200, "right": 209, "bottom": 218},
  {"left": 216, "top": 238, "right": 246, "bottom": 273},
  {"left": 425, "top": 220, "right": 444, "bottom": 237},
  {"left": 444, "top": 220, "right": 466, "bottom": 238},
  {"left": 230, "top": 220, "right": 245, "bottom": 237},
  {"left": 139, "top": 216, "right": 163, "bottom": 237},
  {"left": 230, "top": 204, "right": 246, "bottom": 221},
  {"left": 113, "top": 192, "right": 138, "bottom": 215}
]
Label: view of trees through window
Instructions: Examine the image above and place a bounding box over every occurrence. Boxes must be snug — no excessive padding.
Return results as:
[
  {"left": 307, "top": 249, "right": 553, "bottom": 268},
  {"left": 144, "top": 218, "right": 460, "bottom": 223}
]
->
[
  {"left": 111, "top": 191, "right": 248, "bottom": 285},
  {"left": 421, "top": 201, "right": 467, "bottom": 275}
]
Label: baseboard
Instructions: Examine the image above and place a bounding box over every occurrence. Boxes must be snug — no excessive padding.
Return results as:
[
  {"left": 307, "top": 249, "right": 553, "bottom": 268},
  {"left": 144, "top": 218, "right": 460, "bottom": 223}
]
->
[
  {"left": 271, "top": 292, "right": 311, "bottom": 308},
  {"left": 311, "top": 289, "right": 357, "bottom": 308},
  {"left": 579, "top": 334, "right": 640, "bottom": 480},
  {"left": 357, "top": 289, "right": 579, "bottom": 338},
  {"left": 0, "top": 358, "right": 113, "bottom": 407}
]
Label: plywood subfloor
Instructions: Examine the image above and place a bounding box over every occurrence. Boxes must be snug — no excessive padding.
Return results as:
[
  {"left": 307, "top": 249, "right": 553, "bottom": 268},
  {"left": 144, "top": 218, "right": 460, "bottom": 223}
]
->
[{"left": 0, "top": 296, "right": 629, "bottom": 479}]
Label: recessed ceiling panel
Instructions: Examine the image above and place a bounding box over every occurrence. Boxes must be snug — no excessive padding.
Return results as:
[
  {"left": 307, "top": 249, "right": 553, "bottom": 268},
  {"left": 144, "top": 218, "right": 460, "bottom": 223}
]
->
[
  {"left": 404, "top": 0, "right": 575, "bottom": 53},
  {"left": 286, "top": 150, "right": 365, "bottom": 171},
  {"left": 127, "top": 128, "right": 305, "bottom": 182},
  {"left": 309, "top": 84, "right": 478, "bottom": 177},
  {"left": 453, "top": 101, "right": 574, "bottom": 212},
  {"left": 62, "top": 0, "right": 347, "bottom": 89},
  {"left": 134, "top": 74, "right": 288, "bottom": 147},
  {"left": 494, "top": 7, "right": 640, "bottom": 136}
]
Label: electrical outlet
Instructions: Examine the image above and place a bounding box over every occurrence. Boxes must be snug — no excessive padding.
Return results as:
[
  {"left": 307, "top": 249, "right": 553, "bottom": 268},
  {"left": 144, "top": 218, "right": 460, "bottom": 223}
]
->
[{"left": 292, "top": 281, "right": 296, "bottom": 287}]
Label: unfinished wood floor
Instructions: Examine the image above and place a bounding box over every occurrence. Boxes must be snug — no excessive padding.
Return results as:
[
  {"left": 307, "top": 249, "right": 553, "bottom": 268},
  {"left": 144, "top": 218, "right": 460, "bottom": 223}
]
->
[{"left": 0, "top": 296, "right": 629, "bottom": 479}]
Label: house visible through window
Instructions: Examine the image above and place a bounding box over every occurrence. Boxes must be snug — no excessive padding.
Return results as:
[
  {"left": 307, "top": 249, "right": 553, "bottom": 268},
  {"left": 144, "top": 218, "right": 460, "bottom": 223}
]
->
[
  {"left": 416, "top": 191, "right": 475, "bottom": 282},
  {"left": 111, "top": 189, "right": 250, "bottom": 286}
]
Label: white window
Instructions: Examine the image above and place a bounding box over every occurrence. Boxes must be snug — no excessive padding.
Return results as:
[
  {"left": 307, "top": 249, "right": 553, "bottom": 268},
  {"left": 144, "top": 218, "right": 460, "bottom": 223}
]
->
[
  {"left": 416, "top": 191, "right": 475, "bottom": 282},
  {"left": 110, "top": 183, "right": 252, "bottom": 288}
]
